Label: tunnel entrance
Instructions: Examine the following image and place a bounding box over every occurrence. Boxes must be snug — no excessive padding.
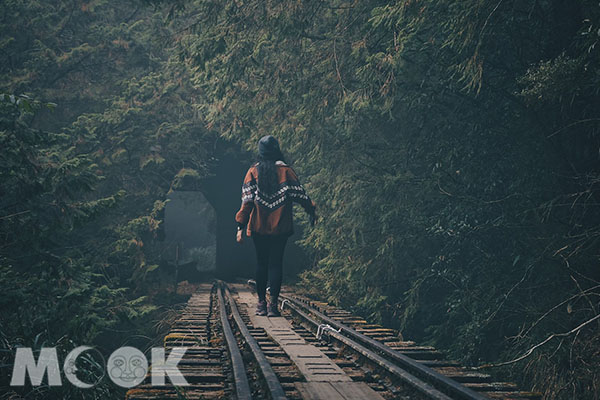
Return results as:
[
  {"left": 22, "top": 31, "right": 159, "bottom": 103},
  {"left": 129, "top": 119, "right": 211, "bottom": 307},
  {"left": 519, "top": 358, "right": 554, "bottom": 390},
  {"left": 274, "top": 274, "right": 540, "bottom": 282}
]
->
[
  {"left": 200, "top": 149, "right": 256, "bottom": 279},
  {"left": 200, "top": 145, "right": 311, "bottom": 281},
  {"left": 161, "top": 142, "right": 310, "bottom": 282},
  {"left": 163, "top": 190, "right": 217, "bottom": 281}
]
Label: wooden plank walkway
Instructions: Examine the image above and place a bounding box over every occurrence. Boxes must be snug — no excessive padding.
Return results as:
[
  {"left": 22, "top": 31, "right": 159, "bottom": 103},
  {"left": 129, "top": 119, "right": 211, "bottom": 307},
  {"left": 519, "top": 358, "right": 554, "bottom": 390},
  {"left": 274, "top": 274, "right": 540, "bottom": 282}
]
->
[
  {"left": 234, "top": 285, "right": 385, "bottom": 400},
  {"left": 295, "top": 382, "right": 384, "bottom": 400}
]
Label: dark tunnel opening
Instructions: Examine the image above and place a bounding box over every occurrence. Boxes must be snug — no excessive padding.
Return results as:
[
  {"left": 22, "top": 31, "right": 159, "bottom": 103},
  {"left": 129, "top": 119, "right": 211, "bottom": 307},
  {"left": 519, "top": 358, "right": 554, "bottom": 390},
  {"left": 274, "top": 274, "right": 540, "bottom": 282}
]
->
[
  {"left": 200, "top": 146, "right": 311, "bottom": 281},
  {"left": 162, "top": 142, "right": 310, "bottom": 282}
]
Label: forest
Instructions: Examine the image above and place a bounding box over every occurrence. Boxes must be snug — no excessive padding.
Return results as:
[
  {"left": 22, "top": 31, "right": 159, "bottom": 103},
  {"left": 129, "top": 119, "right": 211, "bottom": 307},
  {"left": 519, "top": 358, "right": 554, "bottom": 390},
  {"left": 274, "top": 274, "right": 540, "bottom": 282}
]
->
[{"left": 1, "top": 0, "right": 599, "bottom": 399}]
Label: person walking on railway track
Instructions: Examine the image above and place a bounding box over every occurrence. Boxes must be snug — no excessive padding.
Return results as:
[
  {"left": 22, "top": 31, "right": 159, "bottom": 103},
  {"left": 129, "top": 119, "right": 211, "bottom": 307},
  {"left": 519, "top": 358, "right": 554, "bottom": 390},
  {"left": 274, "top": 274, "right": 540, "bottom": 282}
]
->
[{"left": 235, "top": 135, "right": 316, "bottom": 317}]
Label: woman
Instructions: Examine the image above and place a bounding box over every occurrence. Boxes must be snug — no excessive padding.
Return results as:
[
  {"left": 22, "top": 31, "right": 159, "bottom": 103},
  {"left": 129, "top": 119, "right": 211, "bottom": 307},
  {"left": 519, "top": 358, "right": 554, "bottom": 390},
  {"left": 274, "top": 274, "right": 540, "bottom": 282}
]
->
[{"left": 235, "top": 135, "right": 316, "bottom": 317}]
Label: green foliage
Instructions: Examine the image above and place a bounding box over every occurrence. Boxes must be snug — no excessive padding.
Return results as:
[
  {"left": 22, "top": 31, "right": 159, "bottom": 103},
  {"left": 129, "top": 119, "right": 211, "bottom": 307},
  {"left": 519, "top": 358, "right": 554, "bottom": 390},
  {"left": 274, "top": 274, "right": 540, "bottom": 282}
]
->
[
  {"left": 0, "top": 97, "right": 133, "bottom": 398},
  {"left": 171, "top": 0, "right": 600, "bottom": 398},
  {"left": 0, "top": 2, "right": 216, "bottom": 398},
  {"left": 2, "top": 0, "right": 600, "bottom": 398}
]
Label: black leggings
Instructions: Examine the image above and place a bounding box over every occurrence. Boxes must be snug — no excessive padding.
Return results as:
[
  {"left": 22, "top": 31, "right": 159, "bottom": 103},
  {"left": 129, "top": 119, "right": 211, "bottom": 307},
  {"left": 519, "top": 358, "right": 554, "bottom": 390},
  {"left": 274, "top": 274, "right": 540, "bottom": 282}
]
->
[{"left": 252, "top": 233, "right": 289, "bottom": 302}]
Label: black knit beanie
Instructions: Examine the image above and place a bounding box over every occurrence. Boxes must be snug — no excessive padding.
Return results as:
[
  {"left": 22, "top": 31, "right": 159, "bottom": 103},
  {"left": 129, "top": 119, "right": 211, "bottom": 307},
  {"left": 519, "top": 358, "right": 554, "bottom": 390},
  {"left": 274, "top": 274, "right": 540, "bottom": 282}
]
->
[{"left": 258, "top": 135, "right": 282, "bottom": 160}]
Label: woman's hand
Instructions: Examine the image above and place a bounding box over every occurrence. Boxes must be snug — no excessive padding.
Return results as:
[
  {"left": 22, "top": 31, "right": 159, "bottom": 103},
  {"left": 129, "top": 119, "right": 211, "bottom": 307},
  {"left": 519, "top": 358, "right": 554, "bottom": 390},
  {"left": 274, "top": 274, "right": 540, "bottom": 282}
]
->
[
  {"left": 309, "top": 212, "right": 318, "bottom": 227},
  {"left": 236, "top": 229, "right": 244, "bottom": 243}
]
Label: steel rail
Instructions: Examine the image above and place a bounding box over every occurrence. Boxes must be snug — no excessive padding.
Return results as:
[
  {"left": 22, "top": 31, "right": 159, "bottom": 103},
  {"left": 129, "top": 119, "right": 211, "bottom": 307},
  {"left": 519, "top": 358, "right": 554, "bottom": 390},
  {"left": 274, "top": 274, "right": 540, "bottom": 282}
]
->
[
  {"left": 222, "top": 283, "right": 287, "bottom": 400},
  {"left": 280, "top": 293, "right": 489, "bottom": 400},
  {"left": 281, "top": 296, "right": 453, "bottom": 400},
  {"left": 217, "top": 283, "right": 252, "bottom": 400}
]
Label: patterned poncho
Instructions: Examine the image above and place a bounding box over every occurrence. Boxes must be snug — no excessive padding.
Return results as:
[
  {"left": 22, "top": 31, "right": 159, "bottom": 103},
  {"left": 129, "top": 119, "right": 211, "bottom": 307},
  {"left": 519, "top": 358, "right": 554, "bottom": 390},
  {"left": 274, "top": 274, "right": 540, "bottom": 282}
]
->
[{"left": 235, "top": 161, "right": 316, "bottom": 236}]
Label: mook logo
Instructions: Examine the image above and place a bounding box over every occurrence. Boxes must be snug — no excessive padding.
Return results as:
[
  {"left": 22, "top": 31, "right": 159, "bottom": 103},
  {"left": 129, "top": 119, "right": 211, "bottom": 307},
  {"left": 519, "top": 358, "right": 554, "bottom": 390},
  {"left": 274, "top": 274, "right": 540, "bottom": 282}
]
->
[{"left": 10, "top": 346, "right": 189, "bottom": 388}]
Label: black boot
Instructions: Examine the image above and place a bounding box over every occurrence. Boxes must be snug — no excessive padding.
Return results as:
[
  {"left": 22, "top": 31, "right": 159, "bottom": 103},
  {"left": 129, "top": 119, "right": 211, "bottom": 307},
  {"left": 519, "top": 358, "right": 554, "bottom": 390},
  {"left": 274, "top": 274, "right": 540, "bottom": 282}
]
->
[{"left": 267, "top": 300, "right": 280, "bottom": 317}]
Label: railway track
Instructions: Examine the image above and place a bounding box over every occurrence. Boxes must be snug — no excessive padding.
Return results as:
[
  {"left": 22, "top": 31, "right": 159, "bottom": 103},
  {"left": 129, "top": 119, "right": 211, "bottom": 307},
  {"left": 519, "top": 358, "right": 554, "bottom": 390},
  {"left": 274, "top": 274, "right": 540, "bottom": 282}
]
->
[
  {"left": 126, "top": 281, "right": 541, "bottom": 400},
  {"left": 125, "top": 284, "right": 232, "bottom": 399},
  {"left": 277, "top": 288, "right": 542, "bottom": 400}
]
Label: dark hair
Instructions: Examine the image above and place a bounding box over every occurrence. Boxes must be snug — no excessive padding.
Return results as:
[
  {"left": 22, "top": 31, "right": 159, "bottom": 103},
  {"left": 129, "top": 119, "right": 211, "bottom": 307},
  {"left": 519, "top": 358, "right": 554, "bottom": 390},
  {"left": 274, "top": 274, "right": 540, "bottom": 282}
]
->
[{"left": 257, "top": 153, "right": 285, "bottom": 196}]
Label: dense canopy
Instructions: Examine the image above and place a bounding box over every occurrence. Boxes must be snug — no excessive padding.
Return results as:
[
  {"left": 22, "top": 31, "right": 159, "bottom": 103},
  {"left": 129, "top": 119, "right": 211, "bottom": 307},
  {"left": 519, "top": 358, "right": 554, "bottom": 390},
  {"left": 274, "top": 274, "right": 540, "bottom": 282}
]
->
[{"left": 1, "top": 1, "right": 599, "bottom": 398}]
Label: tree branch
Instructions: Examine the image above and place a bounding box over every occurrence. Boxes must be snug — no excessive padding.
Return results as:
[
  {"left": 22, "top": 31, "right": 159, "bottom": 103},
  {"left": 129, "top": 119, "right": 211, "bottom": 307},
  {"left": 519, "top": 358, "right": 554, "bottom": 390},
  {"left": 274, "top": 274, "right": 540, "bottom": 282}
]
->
[{"left": 476, "top": 313, "right": 600, "bottom": 369}]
